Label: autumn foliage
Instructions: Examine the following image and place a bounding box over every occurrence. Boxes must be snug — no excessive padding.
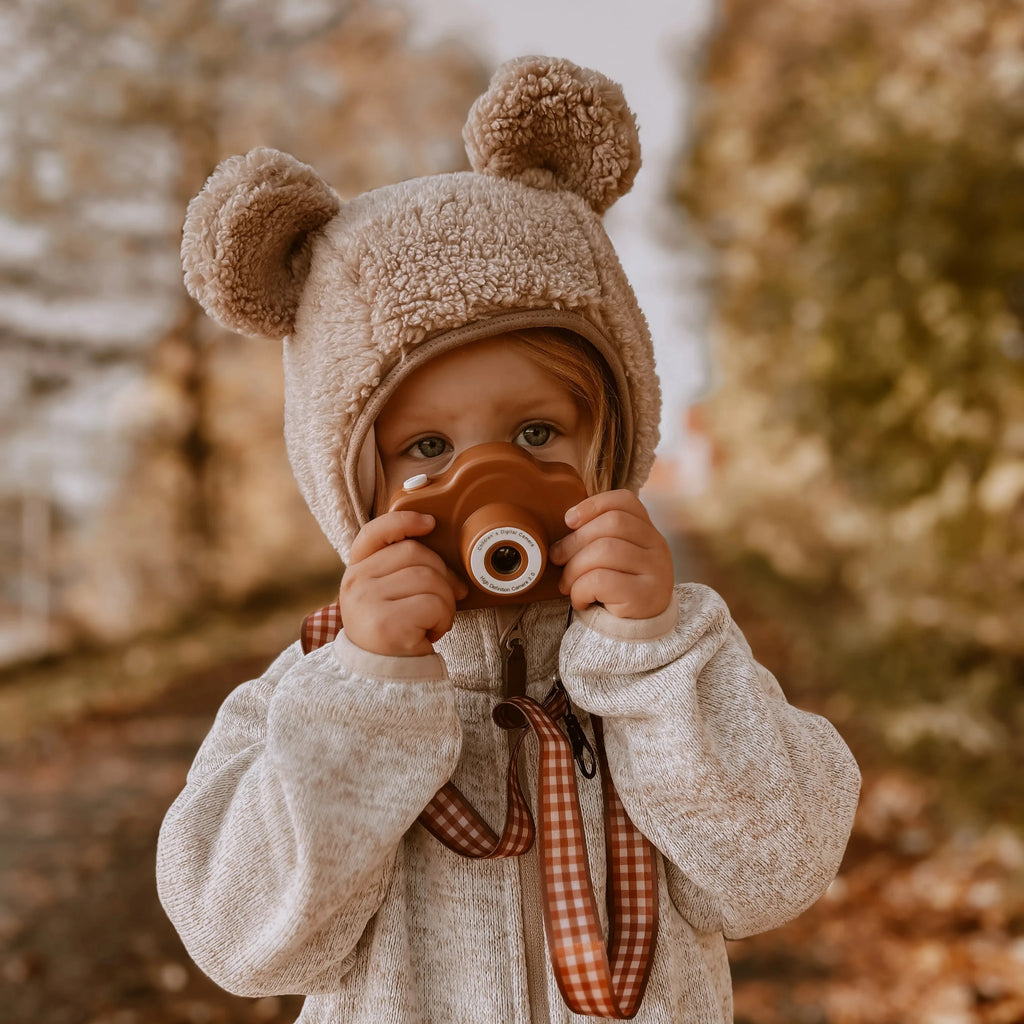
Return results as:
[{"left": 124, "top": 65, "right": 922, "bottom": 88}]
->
[
  {"left": 679, "top": 0, "right": 1024, "bottom": 817},
  {"left": 681, "top": 0, "right": 1024, "bottom": 646}
]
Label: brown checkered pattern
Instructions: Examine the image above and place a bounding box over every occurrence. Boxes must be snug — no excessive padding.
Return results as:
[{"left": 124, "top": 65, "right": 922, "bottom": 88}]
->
[
  {"left": 300, "top": 603, "right": 658, "bottom": 1018},
  {"left": 300, "top": 602, "right": 344, "bottom": 654},
  {"left": 594, "top": 718, "right": 659, "bottom": 1014},
  {"left": 417, "top": 687, "right": 566, "bottom": 860},
  {"left": 418, "top": 739, "right": 535, "bottom": 857}
]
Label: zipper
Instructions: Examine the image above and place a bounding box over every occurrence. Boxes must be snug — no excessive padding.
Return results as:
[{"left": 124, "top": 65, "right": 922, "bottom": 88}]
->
[
  {"left": 518, "top": 837, "right": 550, "bottom": 1024},
  {"left": 497, "top": 607, "right": 550, "bottom": 1023}
]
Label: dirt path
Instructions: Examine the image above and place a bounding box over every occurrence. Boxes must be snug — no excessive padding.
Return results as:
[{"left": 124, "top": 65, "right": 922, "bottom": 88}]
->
[{"left": 0, "top": 653, "right": 304, "bottom": 1024}]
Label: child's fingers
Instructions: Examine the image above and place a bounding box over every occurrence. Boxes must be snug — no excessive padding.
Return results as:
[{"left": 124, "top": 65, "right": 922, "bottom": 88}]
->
[
  {"left": 550, "top": 507, "right": 656, "bottom": 565},
  {"left": 552, "top": 491, "right": 674, "bottom": 617},
  {"left": 380, "top": 563, "right": 467, "bottom": 617},
  {"left": 564, "top": 568, "right": 623, "bottom": 613},
  {"left": 385, "top": 572, "right": 463, "bottom": 646},
  {"left": 340, "top": 557, "right": 463, "bottom": 655},
  {"left": 349, "top": 510, "right": 436, "bottom": 564},
  {"left": 557, "top": 537, "right": 646, "bottom": 593},
  {"left": 392, "top": 577, "right": 459, "bottom": 634},
  {"left": 340, "top": 511, "right": 468, "bottom": 656},
  {"left": 348, "top": 537, "right": 469, "bottom": 600},
  {"left": 565, "top": 565, "right": 669, "bottom": 619},
  {"left": 563, "top": 489, "right": 652, "bottom": 531},
  {"left": 353, "top": 536, "right": 445, "bottom": 579},
  {"left": 446, "top": 568, "right": 470, "bottom": 601},
  {"left": 371, "top": 562, "right": 458, "bottom": 603},
  {"left": 371, "top": 591, "right": 459, "bottom": 655}
]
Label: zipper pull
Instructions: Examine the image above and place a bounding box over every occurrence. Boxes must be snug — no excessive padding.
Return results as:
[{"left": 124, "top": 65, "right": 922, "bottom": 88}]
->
[
  {"left": 502, "top": 624, "right": 526, "bottom": 699},
  {"left": 549, "top": 675, "right": 597, "bottom": 779},
  {"left": 493, "top": 622, "right": 529, "bottom": 730}
]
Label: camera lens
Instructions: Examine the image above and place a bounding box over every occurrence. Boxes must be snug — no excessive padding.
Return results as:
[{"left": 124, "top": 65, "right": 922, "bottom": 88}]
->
[{"left": 489, "top": 545, "right": 522, "bottom": 576}]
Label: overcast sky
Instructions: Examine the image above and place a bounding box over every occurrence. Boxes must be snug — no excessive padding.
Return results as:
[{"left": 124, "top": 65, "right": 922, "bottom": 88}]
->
[{"left": 398, "top": 0, "right": 719, "bottom": 450}]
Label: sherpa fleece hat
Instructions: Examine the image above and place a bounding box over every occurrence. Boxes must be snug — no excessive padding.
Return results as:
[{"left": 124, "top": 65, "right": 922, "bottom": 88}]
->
[{"left": 181, "top": 55, "right": 661, "bottom": 562}]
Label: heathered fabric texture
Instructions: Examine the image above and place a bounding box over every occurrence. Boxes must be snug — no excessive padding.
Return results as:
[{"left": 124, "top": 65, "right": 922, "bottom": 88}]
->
[{"left": 157, "top": 587, "right": 860, "bottom": 1023}]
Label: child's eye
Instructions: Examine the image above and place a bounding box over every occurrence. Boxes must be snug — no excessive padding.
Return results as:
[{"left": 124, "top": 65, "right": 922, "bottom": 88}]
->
[
  {"left": 408, "top": 436, "right": 451, "bottom": 459},
  {"left": 516, "top": 423, "right": 554, "bottom": 448}
]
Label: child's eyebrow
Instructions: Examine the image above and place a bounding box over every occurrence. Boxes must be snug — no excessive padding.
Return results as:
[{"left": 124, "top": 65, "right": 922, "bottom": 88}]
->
[
  {"left": 401, "top": 393, "right": 577, "bottom": 427},
  {"left": 506, "top": 392, "right": 580, "bottom": 416}
]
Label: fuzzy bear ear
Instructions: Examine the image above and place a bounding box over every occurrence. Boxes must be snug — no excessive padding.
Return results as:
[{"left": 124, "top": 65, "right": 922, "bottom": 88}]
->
[
  {"left": 463, "top": 56, "right": 641, "bottom": 215},
  {"left": 181, "top": 148, "right": 341, "bottom": 340}
]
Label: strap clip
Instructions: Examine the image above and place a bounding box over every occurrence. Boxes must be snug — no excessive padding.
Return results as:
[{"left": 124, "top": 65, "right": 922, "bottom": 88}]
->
[{"left": 547, "top": 674, "right": 598, "bottom": 779}]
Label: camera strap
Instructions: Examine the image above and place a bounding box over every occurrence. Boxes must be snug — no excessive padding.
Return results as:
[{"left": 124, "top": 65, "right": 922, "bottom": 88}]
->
[{"left": 300, "top": 602, "right": 659, "bottom": 1019}]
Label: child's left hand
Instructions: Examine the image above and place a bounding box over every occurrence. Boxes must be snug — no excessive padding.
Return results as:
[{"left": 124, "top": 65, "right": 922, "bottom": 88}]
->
[{"left": 549, "top": 490, "right": 674, "bottom": 620}]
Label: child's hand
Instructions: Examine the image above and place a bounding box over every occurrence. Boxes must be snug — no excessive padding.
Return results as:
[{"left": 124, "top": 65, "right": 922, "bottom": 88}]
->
[
  {"left": 549, "top": 490, "right": 674, "bottom": 620},
  {"left": 339, "top": 511, "right": 468, "bottom": 657}
]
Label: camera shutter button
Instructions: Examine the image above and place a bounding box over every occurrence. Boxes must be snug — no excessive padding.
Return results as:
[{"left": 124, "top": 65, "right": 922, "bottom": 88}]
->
[{"left": 403, "top": 473, "right": 430, "bottom": 491}]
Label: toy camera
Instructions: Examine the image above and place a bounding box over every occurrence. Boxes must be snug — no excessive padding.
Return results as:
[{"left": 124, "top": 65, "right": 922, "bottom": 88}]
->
[{"left": 388, "top": 442, "right": 589, "bottom": 609}]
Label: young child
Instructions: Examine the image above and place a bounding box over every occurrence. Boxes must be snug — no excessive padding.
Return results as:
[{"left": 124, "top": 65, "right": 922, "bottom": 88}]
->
[{"left": 158, "top": 56, "right": 860, "bottom": 1024}]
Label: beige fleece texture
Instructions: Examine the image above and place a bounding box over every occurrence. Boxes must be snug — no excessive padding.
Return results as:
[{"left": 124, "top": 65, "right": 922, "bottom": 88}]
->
[{"left": 180, "top": 55, "right": 659, "bottom": 561}]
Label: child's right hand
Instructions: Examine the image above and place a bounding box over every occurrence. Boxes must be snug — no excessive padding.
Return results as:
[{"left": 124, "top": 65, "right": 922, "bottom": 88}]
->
[{"left": 338, "top": 511, "right": 468, "bottom": 657}]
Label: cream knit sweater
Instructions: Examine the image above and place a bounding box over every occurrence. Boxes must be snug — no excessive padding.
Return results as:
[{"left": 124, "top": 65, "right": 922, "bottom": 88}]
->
[{"left": 157, "top": 584, "right": 860, "bottom": 1023}]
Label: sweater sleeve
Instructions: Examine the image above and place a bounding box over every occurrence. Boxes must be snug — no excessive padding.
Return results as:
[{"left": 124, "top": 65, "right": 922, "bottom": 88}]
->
[
  {"left": 559, "top": 583, "right": 860, "bottom": 940},
  {"left": 156, "top": 633, "right": 461, "bottom": 996}
]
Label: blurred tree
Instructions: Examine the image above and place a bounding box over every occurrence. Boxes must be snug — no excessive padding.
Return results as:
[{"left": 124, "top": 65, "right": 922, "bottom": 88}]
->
[
  {"left": 0, "top": 0, "right": 485, "bottom": 656},
  {"left": 678, "top": 0, "right": 1024, "bottom": 817},
  {"left": 679, "top": 0, "right": 1024, "bottom": 657}
]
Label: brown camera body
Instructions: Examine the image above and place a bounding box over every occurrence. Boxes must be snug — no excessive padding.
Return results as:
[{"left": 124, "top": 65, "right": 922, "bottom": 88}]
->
[{"left": 387, "top": 442, "right": 589, "bottom": 609}]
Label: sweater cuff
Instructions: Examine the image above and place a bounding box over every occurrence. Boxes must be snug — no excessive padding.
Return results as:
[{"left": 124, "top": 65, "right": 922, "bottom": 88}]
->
[
  {"left": 333, "top": 629, "right": 448, "bottom": 682},
  {"left": 574, "top": 598, "right": 679, "bottom": 642}
]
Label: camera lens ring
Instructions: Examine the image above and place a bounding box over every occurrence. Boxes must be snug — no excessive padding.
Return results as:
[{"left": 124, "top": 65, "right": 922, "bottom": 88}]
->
[{"left": 469, "top": 527, "right": 544, "bottom": 594}]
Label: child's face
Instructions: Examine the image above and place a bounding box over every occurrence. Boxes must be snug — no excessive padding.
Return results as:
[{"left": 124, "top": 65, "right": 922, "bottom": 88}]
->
[{"left": 375, "top": 334, "right": 591, "bottom": 501}]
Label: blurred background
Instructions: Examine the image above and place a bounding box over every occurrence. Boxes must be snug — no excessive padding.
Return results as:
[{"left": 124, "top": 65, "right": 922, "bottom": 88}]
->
[{"left": 1, "top": 0, "right": 1022, "bottom": 1022}]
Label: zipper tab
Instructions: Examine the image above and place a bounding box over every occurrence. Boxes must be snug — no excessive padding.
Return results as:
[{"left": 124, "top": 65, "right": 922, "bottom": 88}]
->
[
  {"left": 495, "top": 619, "right": 528, "bottom": 730},
  {"left": 502, "top": 624, "right": 527, "bottom": 699},
  {"left": 548, "top": 675, "right": 598, "bottom": 779}
]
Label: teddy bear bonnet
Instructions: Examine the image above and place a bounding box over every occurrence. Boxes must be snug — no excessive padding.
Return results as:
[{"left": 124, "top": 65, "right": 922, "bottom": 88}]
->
[{"left": 181, "top": 55, "right": 662, "bottom": 562}]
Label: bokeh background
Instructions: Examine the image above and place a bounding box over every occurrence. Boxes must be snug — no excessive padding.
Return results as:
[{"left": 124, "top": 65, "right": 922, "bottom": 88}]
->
[{"left": 1, "top": 1, "right": 1022, "bottom": 1022}]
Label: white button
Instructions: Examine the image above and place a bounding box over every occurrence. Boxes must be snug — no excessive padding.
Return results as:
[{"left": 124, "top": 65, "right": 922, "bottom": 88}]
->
[{"left": 403, "top": 473, "right": 429, "bottom": 491}]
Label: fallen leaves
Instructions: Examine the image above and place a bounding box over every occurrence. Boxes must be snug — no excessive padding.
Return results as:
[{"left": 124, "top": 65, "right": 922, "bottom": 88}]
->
[{"left": 731, "top": 770, "right": 1024, "bottom": 1024}]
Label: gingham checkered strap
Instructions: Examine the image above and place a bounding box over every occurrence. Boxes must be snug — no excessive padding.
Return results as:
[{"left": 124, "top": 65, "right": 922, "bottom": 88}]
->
[
  {"left": 495, "top": 695, "right": 659, "bottom": 1018},
  {"left": 301, "top": 602, "right": 343, "bottom": 653},
  {"left": 301, "top": 603, "right": 659, "bottom": 1019}
]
